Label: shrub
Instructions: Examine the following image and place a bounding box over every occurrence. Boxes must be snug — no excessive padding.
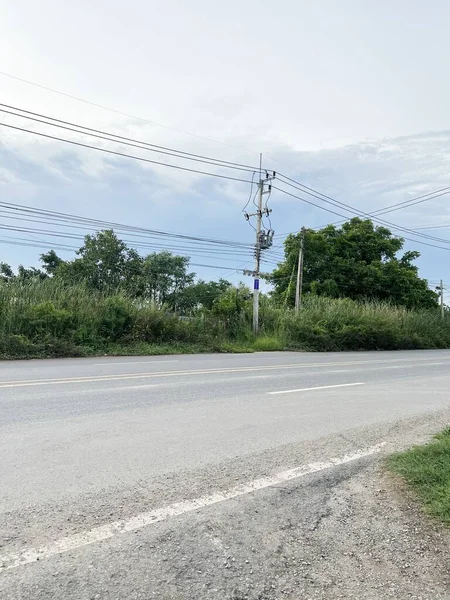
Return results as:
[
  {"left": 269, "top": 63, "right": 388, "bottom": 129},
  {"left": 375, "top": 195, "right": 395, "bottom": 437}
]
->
[
  {"left": 98, "top": 296, "right": 134, "bottom": 342},
  {"left": 1, "top": 279, "right": 450, "bottom": 358}
]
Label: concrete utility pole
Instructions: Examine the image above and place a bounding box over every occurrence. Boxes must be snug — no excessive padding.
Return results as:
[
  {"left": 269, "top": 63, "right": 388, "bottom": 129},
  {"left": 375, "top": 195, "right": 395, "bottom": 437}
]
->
[
  {"left": 295, "top": 227, "right": 306, "bottom": 313},
  {"left": 441, "top": 279, "right": 445, "bottom": 321},
  {"left": 252, "top": 175, "right": 264, "bottom": 334},
  {"left": 244, "top": 154, "right": 276, "bottom": 334}
]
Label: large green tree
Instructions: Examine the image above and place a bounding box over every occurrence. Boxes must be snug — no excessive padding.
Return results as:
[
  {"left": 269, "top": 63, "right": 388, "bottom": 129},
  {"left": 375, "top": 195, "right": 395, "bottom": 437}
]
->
[
  {"left": 270, "top": 218, "right": 437, "bottom": 309},
  {"left": 140, "top": 251, "right": 195, "bottom": 309},
  {"left": 56, "top": 230, "right": 143, "bottom": 294}
]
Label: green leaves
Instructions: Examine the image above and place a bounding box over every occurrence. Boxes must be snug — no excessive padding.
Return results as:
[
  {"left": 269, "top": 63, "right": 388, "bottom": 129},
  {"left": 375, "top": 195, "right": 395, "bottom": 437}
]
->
[{"left": 270, "top": 218, "right": 437, "bottom": 309}]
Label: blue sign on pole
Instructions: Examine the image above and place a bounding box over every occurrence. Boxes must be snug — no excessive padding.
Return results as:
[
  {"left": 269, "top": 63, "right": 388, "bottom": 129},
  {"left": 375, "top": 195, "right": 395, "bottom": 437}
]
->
[{"left": 254, "top": 279, "right": 260, "bottom": 290}]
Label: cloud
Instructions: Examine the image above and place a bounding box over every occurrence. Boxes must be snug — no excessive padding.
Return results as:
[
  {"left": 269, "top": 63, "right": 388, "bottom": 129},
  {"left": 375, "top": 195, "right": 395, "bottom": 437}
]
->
[{"left": 2, "top": 109, "right": 450, "bottom": 283}]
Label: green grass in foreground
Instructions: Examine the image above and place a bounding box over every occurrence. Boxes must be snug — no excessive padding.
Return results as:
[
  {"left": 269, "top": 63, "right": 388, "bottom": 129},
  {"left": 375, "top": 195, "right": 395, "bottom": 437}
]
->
[{"left": 388, "top": 427, "right": 450, "bottom": 523}]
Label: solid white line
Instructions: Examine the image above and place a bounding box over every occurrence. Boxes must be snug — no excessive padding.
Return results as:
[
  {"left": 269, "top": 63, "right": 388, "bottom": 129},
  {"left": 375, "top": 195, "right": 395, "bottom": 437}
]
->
[
  {"left": 269, "top": 382, "right": 365, "bottom": 395},
  {"left": 93, "top": 360, "right": 179, "bottom": 366},
  {"left": 0, "top": 363, "right": 359, "bottom": 389},
  {"left": 0, "top": 356, "right": 444, "bottom": 389},
  {"left": 130, "top": 384, "right": 160, "bottom": 389},
  {"left": 0, "top": 443, "right": 385, "bottom": 572}
]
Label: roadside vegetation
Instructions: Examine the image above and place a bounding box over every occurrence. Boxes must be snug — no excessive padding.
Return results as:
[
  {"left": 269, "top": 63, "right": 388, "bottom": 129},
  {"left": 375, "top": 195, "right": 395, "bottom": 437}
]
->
[
  {"left": 1, "top": 219, "right": 448, "bottom": 359},
  {"left": 388, "top": 428, "right": 450, "bottom": 523},
  {"left": 1, "top": 280, "right": 449, "bottom": 359}
]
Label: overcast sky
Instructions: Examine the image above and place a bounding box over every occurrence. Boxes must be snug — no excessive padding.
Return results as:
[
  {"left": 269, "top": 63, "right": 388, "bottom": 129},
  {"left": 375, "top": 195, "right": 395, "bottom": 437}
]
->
[{"left": 1, "top": 0, "right": 450, "bottom": 286}]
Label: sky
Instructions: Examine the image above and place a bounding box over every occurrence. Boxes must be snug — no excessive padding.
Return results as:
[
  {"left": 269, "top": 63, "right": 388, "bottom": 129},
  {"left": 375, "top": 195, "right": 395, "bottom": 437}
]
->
[{"left": 1, "top": 0, "right": 450, "bottom": 288}]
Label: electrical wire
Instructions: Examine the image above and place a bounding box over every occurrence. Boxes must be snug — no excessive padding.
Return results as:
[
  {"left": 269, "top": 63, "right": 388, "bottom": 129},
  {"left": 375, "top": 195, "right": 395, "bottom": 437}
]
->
[
  {"left": 276, "top": 173, "right": 450, "bottom": 219},
  {"left": 0, "top": 235, "right": 248, "bottom": 272},
  {"left": 411, "top": 223, "right": 450, "bottom": 231},
  {"left": 0, "top": 70, "right": 256, "bottom": 156},
  {"left": 0, "top": 200, "right": 253, "bottom": 249},
  {"left": 273, "top": 176, "right": 450, "bottom": 246},
  {"left": 0, "top": 104, "right": 259, "bottom": 173},
  {"left": 0, "top": 122, "right": 254, "bottom": 185},
  {"left": 272, "top": 183, "right": 450, "bottom": 250},
  {"left": 242, "top": 172, "right": 256, "bottom": 213},
  {"left": 371, "top": 186, "right": 450, "bottom": 216}
]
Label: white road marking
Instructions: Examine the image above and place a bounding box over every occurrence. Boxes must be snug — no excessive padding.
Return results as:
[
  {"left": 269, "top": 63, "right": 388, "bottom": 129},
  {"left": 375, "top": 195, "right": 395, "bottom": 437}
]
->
[
  {"left": 0, "top": 356, "right": 441, "bottom": 389},
  {"left": 379, "top": 362, "right": 448, "bottom": 369},
  {"left": 93, "top": 360, "right": 179, "bottom": 366},
  {"left": 129, "top": 384, "right": 161, "bottom": 389},
  {"left": 0, "top": 443, "right": 385, "bottom": 572},
  {"left": 0, "top": 363, "right": 309, "bottom": 388},
  {"left": 269, "top": 382, "right": 365, "bottom": 395}
]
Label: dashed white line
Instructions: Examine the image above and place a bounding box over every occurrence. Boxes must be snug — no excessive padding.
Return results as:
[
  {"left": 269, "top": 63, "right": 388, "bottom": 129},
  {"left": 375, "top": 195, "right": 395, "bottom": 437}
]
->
[
  {"left": 269, "top": 382, "right": 365, "bottom": 395},
  {"left": 0, "top": 442, "right": 385, "bottom": 572}
]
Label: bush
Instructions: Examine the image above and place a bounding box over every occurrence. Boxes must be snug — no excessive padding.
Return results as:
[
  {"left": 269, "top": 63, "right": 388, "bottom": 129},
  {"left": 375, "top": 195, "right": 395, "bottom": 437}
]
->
[
  {"left": 1, "top": 279, "right": 450, "bottom": 359},
  {"left": 98, "top": 296, "right": 134, "bottom": 342},
  {"left": 22, "top": 301, "right": 75, "bottom": 340}
]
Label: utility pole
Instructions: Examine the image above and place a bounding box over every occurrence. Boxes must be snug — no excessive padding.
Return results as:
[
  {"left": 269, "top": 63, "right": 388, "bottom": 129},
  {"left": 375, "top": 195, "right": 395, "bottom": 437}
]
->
[
  {"left": 252, "top": 174, "right": 263, "bottom": 334},
  {"left": 295, "top": 227, "right": 306, "bottom": 313},
  {"left": 243, "top": 155, "right": 276, "bottom": 334},
  {"left": 441, "top": 279, "right": 444, "bottom": 321}
]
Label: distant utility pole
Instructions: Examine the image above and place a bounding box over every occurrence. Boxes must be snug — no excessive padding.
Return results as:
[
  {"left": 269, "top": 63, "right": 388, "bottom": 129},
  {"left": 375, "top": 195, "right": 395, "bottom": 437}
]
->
[
  {"left": 295, "top": 227, "right": 306, "bottom": 313},
  {"left": 244, "top": 154, "right": 276, "bottom": 334},
  {"left": 441, "top": 279, "right": 445, "bottom": 321}
]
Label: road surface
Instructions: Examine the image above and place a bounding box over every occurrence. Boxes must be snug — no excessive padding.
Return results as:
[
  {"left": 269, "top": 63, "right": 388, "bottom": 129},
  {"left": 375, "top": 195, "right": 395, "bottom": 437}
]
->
[{"left": 1, "top": 350, "right": 450, "bottom": 599}]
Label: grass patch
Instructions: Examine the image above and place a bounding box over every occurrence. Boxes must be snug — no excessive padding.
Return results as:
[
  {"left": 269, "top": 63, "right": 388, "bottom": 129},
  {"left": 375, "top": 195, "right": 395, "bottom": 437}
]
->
[
  {"left": 104, "top": 341, "right": 255, "bottom": 356},
  {"left": 251, "top": 336, "right": 285, "bottom": 352},
  {"left": 388, "top": 427, "right": 450, "bottom": 523}
]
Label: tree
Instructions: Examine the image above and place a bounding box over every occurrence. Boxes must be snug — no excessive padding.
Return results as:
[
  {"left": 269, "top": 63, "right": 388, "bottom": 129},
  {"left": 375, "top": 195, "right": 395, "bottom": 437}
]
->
[
  {"left": 57, "top": 230, "right": 143, "bottom": 294},
  {"left": 0, "top": 262, "right": 14, "bottom": 283},
  {"left": 140, "top": 251, "right": 195, "bottom": 309},
  {"left": 0, "top": 263, "right": 47, "bottom": 283},
  {"left": 40, "top": 250, "right": 64, "bottom": 276},
  {"left": 17, "top": 265, "right": 47, "bottom": 281},
  {"left": 270, "top": 218, "right": 437, "bottom": 309},
  {"left": 211, "top": 283, "right": 251, "bottom": 319},
  {"left": 177, "top": 278, "right": 231, "bottom": 313}
]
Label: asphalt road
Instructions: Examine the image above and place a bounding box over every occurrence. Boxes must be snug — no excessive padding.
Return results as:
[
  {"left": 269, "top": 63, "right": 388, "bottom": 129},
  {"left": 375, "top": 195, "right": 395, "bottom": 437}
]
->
[{"left": 1, "top": 350, "right": 450, "bottom": 599}]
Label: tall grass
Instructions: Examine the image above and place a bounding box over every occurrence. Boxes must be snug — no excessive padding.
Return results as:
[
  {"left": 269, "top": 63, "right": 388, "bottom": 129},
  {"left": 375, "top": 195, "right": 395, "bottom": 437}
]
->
[
  {"left": 274, "top": 296, "right": 450, "bottom": 351},
  {"left": 1, "top": 279, "right": 449, "bottom": 359}
]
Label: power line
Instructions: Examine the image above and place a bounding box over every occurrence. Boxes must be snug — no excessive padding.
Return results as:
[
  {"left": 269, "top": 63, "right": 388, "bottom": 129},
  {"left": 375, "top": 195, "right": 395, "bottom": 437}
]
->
[
  {"left": 0, "top": 223, "right": 255, "bottom": 262},
  {"left": 272, "top": 178, "right": 450, "bottom": 247},
  {"left": 0, "top": 235, "right": 247, "bottom": 272},
  {"left": 277, "top": 173, "right": 450, "bottom": 219},
  {"left": 0, "top": 122, "right": 254, "bottom": 185},
  {"left": 273, "top": 176, "right": 450, "bottom": 246},
  {"left": 410, "top": 222, "right": 450, "bottom": 231},
  {"left": 271, "top": 185, "right": 450, "bottom": 252},
  {"left": 0, "top": 104, "right": 259, "bottom": 173},
  {"left": 0, "top": 70, "right": 256, "bottom": 157},
  {"left": 272, "top": 185, "right": 351, "bottom": 221},
  {"left": 0, "top": 200, "right": 253, "bottom": 249},
  {"left": 371, "top": 186, "right": 450, "bottom": 216}
]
